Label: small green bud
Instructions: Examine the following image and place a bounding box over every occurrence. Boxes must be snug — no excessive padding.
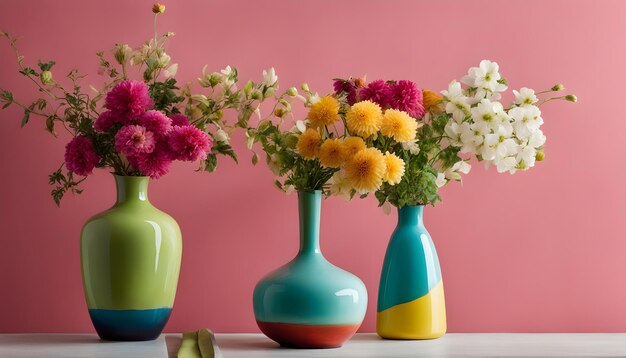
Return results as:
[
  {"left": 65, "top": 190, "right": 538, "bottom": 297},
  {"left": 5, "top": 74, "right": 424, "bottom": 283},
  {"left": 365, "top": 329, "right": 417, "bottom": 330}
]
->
[
  {"left": 244, "top": 80, "right": 253, "bottom": 96},
  {"left": 301, "top": 83, "right": 310, "bottom": 92},
  {"left": 264, "top": 87, "right": 275, "bottom": 99},
  {"left": 113, "top": 44, "right": 132, "bottom": 65},
  {"left": 565, "top": 94, "right": 577, "bottom": 102},
  {"left": 251, "top": 90, "right": 263, "bottom": 100},
  {"left": 208, "top": 73, "right": 222, "bottom": 87},
  {"left": 535, "top": 151, "right": 545, "bottom": 161},
  {"left": 551, "top": 84, "right": 564, "bottom": 91},
  {"left": 41, "top": 71, "right": 53, "bottom": 85},
  {"left": 286, "top": 87, "right": 298, "bottom": 97},
  {"left": 274, "top": 108, "right": 286, "bottom": 118}
]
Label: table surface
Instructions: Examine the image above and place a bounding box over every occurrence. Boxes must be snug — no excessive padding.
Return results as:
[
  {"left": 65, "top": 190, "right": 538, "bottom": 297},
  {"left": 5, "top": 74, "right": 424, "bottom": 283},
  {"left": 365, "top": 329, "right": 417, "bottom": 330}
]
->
[{"left": 2, "top": 333, "right": 626, "bottom": 357}]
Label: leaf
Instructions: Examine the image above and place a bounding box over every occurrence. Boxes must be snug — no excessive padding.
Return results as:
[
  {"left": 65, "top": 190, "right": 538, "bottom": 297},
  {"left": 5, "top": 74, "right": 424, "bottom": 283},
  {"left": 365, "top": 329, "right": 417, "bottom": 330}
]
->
[
  {"left": 18, "top": 67, "right": 38, "bottom": 77},
  {"left": 21, "top": 109, "right": 30, "bottom": 127},
  {"left": 45, "top": 115, "right": 56, "bottom": 136},
  {"left": 204, "top": 154, "right": 218, "bottom": 173},
  {"left": 251, "top": 152, "right": 259, "bottom": 165},
  {"left": 37, "top": 60, "right": 56, "bottom": 71}
]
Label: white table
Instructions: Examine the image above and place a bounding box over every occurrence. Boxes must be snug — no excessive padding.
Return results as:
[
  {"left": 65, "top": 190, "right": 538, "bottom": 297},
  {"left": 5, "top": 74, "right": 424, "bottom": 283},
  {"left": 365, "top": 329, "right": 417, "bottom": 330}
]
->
[{"left": 2, "top": 333, "right": 626, "bottom": 357}]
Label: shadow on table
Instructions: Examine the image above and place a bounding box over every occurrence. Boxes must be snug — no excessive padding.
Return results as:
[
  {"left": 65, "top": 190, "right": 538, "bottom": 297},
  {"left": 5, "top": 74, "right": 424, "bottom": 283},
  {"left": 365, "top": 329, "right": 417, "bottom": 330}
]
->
[{"left": 0, "top": 334, "right": 107, "bottom": 345}]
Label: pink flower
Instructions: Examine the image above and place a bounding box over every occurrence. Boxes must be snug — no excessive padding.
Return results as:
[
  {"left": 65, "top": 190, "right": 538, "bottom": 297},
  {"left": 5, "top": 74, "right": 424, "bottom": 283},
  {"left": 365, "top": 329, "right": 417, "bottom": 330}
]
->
[
  {"left": 64, "top": 136, "right": 100, "bottom": 176},
  {"left": 134, "top": 147, "right": 172, "bottom": 179},
  {"left": 168, "top": 125, "right": 212, "bottom": 162},
  {"left": 359, "top": 80, "right": 393, "bottom": 108},
  {"left": 169, "top": 114, "right": 190, "bottom": 127},
  {"left": 105, "top": 80, "right": 154, "bottom": 120},
  {"left": 115, "top": 125, "right": 155, "bottom": 156},
  {"left": 94, "top": 111, "right": 119, "bottom": 132},
  {"left": 390, "top": 80, "right": 425, "bottom": 118},
  {"left": 139, "top": 110, "right": 172, "bottom": 137},
  {"left": 333, "top": 79, "right": 357, "bottom": 105}
]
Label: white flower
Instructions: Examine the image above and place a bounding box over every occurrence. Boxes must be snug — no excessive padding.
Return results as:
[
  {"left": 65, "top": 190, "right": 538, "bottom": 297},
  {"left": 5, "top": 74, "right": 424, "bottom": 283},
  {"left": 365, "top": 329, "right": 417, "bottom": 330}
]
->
[
  {"left": 462, "top": 60, "right": 508, "bottom": 93},
  {"left": 293, "top": 120, "right": 307, "bottom": 133},
  {"left": 515, "top": 144, "right": 536, "bottom": 170},
  {"left": 328, "top": 170, "right": 352, "bottom": 200},
  {"left": 528, "top": 129, "right": 546, "bottom": 148},
  {"left": 435, "top": 173, "right": 447, "bottom": 188},
  {"left": 284, "top": 185, "right": 295, "bottom": 195},
  {"left": 401, "top": 139, "right": 421, "bottom": 155},
  {"left": 482, "top": 124, "right": 516, "bottom": 161},
  {"left": 307, "top": 93, "right": 321, "bottom": 105},
  {"left": 157, "top": 52, "right": 171, "bottom": 67},
  {"left": 444, "top": 121, "right": 471, "bottom": 147},
  {"left": 262, "top": 67, "right": 278, "bottom": 87},
  {"left": 445, "top": 161, "right": 471, "bottom": 181},
  {"left": 215, "top": 129, "right": 229, "bottom": 143},
  {"left": 163, "top": 63, "right": 178, "bottom": 78},
  {"left": 441, "top": 80, "right": 470, "bottom": 122},
  {"left": 513, "top": 87, "right": 538, "bottom": 106},
  {"left": 220, "top": 65, "right": 233, "bottom": 77},
  {"left": 494, "top": 155, "right": 517, "bottom": 174},
  {"left": 460, "top": 121, "right": 488, "bottom": 154},
  {"left": 509, "top": 105, "right": 543, "bottom": 140},
  {"left": 471, "top": 99, "right": 505, "bottom": 131}
]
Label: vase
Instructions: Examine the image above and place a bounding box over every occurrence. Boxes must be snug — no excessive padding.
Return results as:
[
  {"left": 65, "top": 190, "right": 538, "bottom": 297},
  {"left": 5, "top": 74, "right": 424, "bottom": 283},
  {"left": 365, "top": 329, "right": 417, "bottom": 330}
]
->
[
  {"left": 81, "top": 175, "right": 182, "bottom": 341},
  {"left": 253, "top": 190, "right": 367, "bottom": 348},
  {"left": 376, "top": 205, "right": 446, "bottom": 339}
]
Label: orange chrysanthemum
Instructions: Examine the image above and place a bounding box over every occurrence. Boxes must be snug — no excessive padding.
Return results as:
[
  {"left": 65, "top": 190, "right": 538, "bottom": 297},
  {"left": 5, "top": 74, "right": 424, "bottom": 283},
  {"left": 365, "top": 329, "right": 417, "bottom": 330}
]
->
[
  {"left": 318, "top": 138, "right": 343, "bottom": 168},
  {"left": 308, "top": 96, "right": 340, "bottom": 128},
  {"left": 344, "top": 147, "right": 386, "bottom": 193},
  {"left": 296, "top": 128, "right": 321, "bottom": 159},
  {"left": 346, "top": 100, "right": 383, "bottom": 138}
]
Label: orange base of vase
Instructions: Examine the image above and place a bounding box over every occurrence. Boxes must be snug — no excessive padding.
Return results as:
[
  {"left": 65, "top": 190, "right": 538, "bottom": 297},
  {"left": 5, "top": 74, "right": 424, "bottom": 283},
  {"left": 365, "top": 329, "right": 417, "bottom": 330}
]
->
[{"left": 256, "top": 321, "right": 361, "bottom": 348}]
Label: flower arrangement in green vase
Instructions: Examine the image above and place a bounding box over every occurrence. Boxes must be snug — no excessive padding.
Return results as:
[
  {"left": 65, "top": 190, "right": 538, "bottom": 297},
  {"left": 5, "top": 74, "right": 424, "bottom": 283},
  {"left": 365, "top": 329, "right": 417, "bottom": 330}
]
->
[{"left": 0, "top": 3, "right": 282, "bottom": 341}]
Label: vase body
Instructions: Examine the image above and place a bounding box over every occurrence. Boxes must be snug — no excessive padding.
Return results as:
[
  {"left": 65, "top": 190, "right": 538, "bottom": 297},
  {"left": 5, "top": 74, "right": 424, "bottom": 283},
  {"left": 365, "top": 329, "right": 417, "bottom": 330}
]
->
[
  {"left": 376, "top": 206, "right": 446, "bottom": 339},
  {"left": 81, "top": 175, "right": 182, "bottom": 341},
  {"left": 253, "top": 190, "right": 367, "bottom": 348}
]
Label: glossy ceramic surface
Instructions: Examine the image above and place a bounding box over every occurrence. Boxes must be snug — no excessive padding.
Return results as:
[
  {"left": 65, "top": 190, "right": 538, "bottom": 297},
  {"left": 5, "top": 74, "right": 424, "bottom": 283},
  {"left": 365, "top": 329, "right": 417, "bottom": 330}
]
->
[
  {"left": 253, "top": 190, "right": 367, "bottom": 348},
  {"left": 377, "top": 206, "right": 447, "bottom": 339},
  {"left": 81, "top": 175, "right": 182, "bottom": 341}
]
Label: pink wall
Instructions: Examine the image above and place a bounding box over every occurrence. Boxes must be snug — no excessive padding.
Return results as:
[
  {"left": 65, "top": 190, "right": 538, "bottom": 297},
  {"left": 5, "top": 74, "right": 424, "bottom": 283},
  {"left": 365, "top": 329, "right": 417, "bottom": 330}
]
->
[{"left": 0, "top": 0, "right": 623, "bottom": 333}]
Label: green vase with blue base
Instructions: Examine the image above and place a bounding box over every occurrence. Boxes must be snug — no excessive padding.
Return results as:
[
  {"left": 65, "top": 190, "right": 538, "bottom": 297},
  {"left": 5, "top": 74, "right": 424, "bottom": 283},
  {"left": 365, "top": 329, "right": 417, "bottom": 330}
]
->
[
  {"left": 81, "top": 175, "right": 182, "bottom": 341},
  {"left": 253, "top": 190, "right": 367, "bottom": 348}
]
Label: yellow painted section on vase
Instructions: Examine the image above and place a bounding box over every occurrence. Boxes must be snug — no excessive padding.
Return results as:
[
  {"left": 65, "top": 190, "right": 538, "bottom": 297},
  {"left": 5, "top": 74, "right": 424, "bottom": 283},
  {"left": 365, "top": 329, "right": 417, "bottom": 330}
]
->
[{"left": 376, "top": 281, "right": 447, "bottom": 339}]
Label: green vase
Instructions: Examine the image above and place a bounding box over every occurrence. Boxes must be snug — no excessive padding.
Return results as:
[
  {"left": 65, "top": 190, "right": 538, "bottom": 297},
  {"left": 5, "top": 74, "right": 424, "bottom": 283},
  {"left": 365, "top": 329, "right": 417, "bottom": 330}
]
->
[
  {"left": 80, "top": 175, "right": 182, "bottom": 341},
  {"left": 253, "top": 190, "right": 368, "bottom": 348}
]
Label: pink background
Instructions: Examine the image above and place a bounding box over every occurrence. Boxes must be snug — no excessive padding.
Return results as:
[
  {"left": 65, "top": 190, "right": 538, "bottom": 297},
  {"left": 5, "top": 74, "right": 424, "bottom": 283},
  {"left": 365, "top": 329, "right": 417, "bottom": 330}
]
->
[{"left": 0, "top": 0, "right": 623, "bottom": 333}]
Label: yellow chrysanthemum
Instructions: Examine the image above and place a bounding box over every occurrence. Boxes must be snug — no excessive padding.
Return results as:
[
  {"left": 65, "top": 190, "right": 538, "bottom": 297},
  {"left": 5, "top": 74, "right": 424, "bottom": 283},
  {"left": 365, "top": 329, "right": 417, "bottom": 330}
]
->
[
  {"left": 318, "top": 138, "right": 343, "bottom": 168},
  {"left": 296, "top": 128, "right": 321, "bottom": 159},
  {"left": 340, "top": 136, "right": 367, "bottom": 161},
  {"left": 383, "top": 152, "right": 405, "bottom": 185},
  {"left": 344, "top": 147, "right": 386, "bottom": 193},
  {"left": 423, "top": 89, "right": 443, "bottom": 112},
  {"left": 308, "top": 96, "right": 340, "bottom": 128},
  {"left": 381, "top": 109, "right": 418, "bottom": 143},
  {"left": 346, "top": 100, "right": 383, "bottom": 138}
]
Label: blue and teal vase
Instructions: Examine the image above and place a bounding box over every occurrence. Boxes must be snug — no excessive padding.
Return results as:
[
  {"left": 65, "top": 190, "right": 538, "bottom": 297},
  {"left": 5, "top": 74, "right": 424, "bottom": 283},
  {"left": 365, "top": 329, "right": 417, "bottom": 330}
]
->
[
  {"left": 377, "top": 205, "right": 447, "bottom": 339},
  {"left": 81, "top": 175, "right": 182, "bottom": 341},
  {"left": 253, "top": 190, "right": 367, "bottom": 348}
]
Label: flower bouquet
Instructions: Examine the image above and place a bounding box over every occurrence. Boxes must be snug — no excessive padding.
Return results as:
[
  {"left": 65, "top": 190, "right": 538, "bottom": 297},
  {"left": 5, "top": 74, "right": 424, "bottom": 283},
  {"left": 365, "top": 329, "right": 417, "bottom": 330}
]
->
[
  {"left": 0, "top": 4, "right": 281, "bottom": 341},
  {"left": 329, "top": 60, "right": 576, "bottom": 339}
]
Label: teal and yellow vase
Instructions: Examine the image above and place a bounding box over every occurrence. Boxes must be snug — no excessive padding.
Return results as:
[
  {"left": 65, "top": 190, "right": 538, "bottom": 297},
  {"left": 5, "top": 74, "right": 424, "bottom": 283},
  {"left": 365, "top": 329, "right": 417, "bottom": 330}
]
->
[
  {"left": 253, "top": 190, "right": 367, "bottom": 348},
  {"left": 81, "top": 175, "right": 182, "bottom": 341},
  {"left": 377, "top": 205, "right": 447, "bottom": 339}
]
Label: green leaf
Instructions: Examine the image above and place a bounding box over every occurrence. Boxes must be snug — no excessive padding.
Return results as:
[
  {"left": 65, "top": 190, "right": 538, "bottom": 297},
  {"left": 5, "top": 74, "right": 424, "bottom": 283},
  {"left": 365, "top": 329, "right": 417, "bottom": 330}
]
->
[
  {"left": 37, "top": 60, "right": 56, "bottom": 71},
  {"left": 45, "top": 115, "right": 56, "bottom": 135},
  {"left": 21, "top": 109, "right": 30, "bottom": 127},
  {"left": 18, "top": 67, "right": 38, "bottom": 77},
  {"left": 204, "top": 154, "right": 218, "bottom": 172}
]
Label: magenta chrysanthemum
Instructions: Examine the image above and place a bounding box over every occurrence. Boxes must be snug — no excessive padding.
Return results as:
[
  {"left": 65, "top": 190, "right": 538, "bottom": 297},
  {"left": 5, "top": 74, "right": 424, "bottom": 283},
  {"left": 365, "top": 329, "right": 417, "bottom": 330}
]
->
[
  {"left": 139, "top": 110, "right": 172, "bottom": 137},
  {"left": 134, "top": 147, "right": 172, "bottom": 179},
  {"left": 115, "top": 125, "right": 155, "bottom": 156},
  {"left": 168, "top": 125, "right": 212, "bottom": 162},
  {"left": 169, "top": 114, "right": 190, "bottom": 127},
  {"left": 390, "top": 80, "right": 425, "bottom": 118},
  {"left": 359, "top": 80, "right": 393, "bottom": 108},
  {"left": 93, "top": 111, "right": 119, "bottom": 132},
  {"left": 64, "top": 135, "right": 100, "bottom": 176},
  {"left": 105, "top": 80, "right": 154, "bottom": 120},
  {"left": 333, "top": 79, "right": 357, "bottom": 105}
]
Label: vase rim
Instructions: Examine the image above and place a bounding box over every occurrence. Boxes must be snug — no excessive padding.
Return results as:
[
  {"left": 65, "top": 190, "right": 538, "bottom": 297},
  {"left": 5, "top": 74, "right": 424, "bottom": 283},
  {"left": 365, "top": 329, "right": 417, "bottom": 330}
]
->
[{"left": 112, "top": 174, "right": 150, "bottom": 179}]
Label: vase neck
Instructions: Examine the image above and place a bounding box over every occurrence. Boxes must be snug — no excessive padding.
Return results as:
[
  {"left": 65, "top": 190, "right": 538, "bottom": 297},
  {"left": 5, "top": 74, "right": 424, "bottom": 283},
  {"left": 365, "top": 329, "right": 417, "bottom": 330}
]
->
[
  {"left": 397, "top": 205, "right": 424, "bottom": 226},
  {"left": 298, "top": 190, "right": 322, "bottom": 255},
  {"left": 115, "top": 175, "right": 150, "bottom": 204}
]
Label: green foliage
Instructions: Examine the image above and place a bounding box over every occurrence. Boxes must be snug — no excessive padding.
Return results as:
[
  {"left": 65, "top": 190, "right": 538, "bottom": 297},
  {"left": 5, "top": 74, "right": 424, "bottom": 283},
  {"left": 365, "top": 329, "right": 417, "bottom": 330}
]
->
[
  {"left": 48, "top": 166, "right": 85, "bottom": 207},
  {"left": 149, "top": 78, "right": 184, "bottom": 114}
]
